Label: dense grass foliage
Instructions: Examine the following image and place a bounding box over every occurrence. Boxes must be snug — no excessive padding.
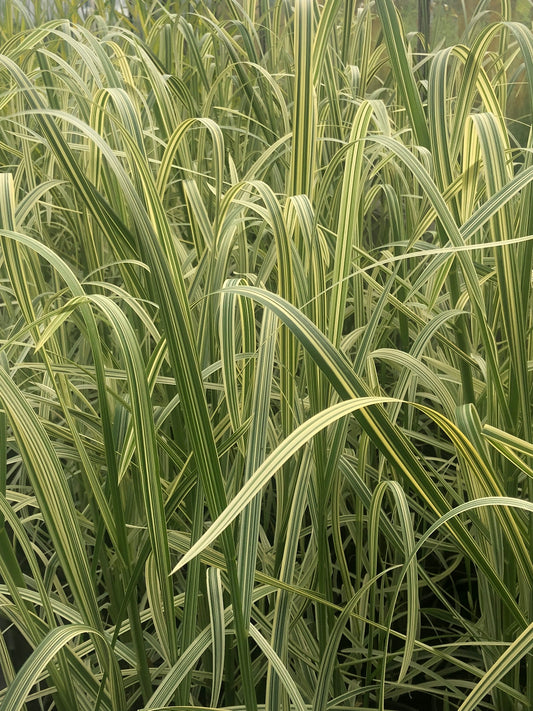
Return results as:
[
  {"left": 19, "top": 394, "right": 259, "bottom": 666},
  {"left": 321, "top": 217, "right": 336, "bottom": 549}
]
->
[{"left": 0, "top": 0, "right": 533, "bottom": 709}]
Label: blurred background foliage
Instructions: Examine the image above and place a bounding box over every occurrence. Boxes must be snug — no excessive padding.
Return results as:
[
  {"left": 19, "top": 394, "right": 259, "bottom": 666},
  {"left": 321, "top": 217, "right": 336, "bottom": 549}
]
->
[
  {"left": 4, "top": 0, "right": 532, "bottom": 45},
  {"left": 396, "top": 0, "right": 532, "bottom": 46}
]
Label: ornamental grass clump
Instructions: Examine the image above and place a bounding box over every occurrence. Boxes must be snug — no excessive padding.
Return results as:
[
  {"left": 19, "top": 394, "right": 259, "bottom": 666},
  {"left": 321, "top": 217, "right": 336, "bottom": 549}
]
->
[{"left": 0, "top": 0, "right": 532, "bottom": 709}]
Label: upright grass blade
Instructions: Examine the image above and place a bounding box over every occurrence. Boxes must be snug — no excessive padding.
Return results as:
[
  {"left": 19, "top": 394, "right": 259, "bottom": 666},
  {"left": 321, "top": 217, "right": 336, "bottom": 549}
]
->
[
  {"left": 470, "top": 112, "right": 530, "bottom": 436},
  {"left": 219, "top": 277, "right": 256, "bottom": 444},
  {"left": 266, "top": 446, "right": 316, "bottom": 711},
  {"left": 237, "top": 309, "right": 276, "bottom": 625},
  {"left": 312, "top": 0, "right": 343, "bottom": 86},
  {"left": 290, "top": 0, "right": 315, "bottom": 200},
  {"left": 374, "top": 0, "right": 430, "bottom": 148},
  {"left": 328, "top": 100, "right": 373, "bottom": 346},
  {"left": 368, "top": 481, "right": 418, "bottom": 688},
  {"left": 206, "top": 567, "right": 225, "bottom": 708}
]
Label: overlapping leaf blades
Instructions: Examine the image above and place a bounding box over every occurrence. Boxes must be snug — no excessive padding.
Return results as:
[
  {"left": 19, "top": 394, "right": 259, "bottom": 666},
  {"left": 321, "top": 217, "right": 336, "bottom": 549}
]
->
[{"left": 0, "top": 1, "right": 532, "bottom": 710}]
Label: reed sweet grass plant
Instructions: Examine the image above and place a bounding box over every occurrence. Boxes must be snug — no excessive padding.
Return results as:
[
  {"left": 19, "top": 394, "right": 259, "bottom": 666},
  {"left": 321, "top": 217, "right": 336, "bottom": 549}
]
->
[{"left": 0, "top": 0, "right": 532, "bottom": 709}]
